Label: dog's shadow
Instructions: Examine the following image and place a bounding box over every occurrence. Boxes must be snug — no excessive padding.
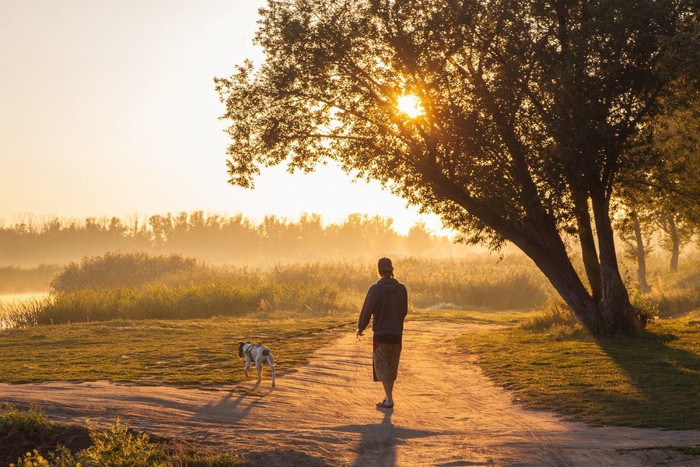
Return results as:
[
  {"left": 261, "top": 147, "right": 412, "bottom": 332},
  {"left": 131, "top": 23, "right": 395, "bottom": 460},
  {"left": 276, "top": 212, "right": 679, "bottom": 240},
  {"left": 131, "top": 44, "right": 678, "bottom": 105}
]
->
[{"left": 192, "top": 380, "right": 273, "bottom": 425}]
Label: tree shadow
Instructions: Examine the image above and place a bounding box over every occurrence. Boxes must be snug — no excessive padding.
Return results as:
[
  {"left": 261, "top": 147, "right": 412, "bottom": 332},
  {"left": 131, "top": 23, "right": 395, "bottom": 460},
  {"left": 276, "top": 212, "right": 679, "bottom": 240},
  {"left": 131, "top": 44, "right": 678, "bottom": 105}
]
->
[
  {"left": 593, "top": 330, "right": 700, "bottom": 428},
  {"left": 330, "top": 407, "right": 439, "bottom": 467}
]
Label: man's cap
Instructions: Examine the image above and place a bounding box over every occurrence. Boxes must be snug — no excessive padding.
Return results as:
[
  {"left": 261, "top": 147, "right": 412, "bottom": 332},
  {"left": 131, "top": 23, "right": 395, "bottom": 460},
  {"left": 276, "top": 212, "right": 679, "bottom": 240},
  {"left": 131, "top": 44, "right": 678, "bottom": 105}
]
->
[{"left": 378, "top": 257, "right": 394, "bottom": 271}]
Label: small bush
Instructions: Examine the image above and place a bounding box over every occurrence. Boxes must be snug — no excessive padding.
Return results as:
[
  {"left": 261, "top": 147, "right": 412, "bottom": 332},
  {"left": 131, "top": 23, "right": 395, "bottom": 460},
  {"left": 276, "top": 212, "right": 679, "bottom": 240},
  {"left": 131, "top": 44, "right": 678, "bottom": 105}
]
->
[
  {"left": 50, "top": 252, "right": 198, "bottom": 294},
  {"left": 0, "top": 404, "right": 91, "bottom": 466},
  {"left": 74, "top": 418, "right": 165, "bottom": 466},
  {"left": 0, "top": 404, "right": 54, "bottom": 439},
  {"left": 0, "top": 298, "right": 47, "bottom": 328},
  {"left": 10, "top": 416, "right": 244, "bottom": 467},
  {"left": 521, "top": 298, "right": 585, "bottom": 339},
  {"left": 11, "top": 449, "right": 50, "bottom": 467},
  {"left": 630, "top": 269, "right": 700, "bottom": 318}
]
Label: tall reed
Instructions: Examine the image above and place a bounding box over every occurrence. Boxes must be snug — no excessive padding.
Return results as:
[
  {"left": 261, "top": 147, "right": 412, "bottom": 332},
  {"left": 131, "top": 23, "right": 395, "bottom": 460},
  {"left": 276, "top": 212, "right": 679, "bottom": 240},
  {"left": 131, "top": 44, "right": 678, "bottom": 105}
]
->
[{"left": 9, "top": 252, "right": 551, "bottom": 326}]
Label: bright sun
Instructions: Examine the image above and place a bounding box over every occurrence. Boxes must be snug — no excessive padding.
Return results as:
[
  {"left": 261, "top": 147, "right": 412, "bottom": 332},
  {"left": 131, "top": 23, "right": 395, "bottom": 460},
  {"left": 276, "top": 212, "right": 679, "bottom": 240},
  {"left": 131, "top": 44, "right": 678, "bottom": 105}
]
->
[{"left": 396, "top": 94, "right": 424, "bottom": 118}]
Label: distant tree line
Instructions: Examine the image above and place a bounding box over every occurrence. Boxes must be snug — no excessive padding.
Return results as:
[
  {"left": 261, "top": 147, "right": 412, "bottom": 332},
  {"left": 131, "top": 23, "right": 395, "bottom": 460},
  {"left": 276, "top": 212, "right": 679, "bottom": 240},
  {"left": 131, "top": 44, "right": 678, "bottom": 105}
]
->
[{"left": 0, "top": 212, "right": 459, "bottom": 266}]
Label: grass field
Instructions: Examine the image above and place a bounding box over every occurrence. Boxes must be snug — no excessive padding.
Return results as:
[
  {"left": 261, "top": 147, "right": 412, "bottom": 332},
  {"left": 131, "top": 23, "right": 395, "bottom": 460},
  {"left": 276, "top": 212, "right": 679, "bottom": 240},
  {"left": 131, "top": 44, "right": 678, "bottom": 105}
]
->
[
  {"left": 0, "top": 316, "right": 354, "bottom": 386},
  {"left": 0, "top": 307, "right": 533, "bottom": 386},
  {"left": 457, "top": 310, "right": 700, "bottom": 430}
]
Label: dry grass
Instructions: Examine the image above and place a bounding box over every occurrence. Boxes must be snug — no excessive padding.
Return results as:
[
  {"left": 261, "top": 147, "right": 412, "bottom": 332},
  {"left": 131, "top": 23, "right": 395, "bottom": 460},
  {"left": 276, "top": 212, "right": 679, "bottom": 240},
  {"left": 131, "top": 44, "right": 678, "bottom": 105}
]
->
[{"left": 3, "top": 253, "right": 549, "bottom": 327}]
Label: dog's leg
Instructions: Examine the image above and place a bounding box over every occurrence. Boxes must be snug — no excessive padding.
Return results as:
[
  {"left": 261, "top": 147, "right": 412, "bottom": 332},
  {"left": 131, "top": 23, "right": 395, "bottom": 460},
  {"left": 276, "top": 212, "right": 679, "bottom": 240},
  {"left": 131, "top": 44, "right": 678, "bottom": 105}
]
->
[
  {"left": 244, "top": 355, "right": 251, "bottom": 378},
  {"left": 267, "top": 354, "right": 275, "bottom": 388},
  {"left": 255, "top": 360, "right": 263, "bottom": 384}
]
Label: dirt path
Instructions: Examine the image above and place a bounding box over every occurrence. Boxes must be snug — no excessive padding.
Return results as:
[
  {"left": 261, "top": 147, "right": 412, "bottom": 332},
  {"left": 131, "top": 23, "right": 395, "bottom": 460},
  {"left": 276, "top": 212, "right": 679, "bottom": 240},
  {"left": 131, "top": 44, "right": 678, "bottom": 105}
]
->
[{"left": 1, "top": 321, "right": 699, "bottom": 466}]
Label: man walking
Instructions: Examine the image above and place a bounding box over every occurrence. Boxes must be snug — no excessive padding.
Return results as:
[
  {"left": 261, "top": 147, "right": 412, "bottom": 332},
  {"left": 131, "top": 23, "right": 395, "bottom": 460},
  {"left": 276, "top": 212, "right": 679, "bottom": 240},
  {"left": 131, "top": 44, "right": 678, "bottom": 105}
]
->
[{"left": 356, "top": 257, "right": 408, "bottom": 409}]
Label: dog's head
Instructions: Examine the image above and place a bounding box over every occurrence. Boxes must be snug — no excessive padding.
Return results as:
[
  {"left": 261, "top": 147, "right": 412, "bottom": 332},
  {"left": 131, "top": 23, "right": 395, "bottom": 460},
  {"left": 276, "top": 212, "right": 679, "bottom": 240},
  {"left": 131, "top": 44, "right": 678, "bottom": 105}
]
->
[{"left": 238, "top": 341, "right": 253, "bottom": 358}]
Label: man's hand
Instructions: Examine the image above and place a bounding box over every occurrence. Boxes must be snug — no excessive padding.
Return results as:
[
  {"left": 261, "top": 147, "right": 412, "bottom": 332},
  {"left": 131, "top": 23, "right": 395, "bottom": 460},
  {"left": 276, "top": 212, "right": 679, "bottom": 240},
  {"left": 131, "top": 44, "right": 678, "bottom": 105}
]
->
[{"left": 355, "top": 329, "right": 363, "bottom": 339}]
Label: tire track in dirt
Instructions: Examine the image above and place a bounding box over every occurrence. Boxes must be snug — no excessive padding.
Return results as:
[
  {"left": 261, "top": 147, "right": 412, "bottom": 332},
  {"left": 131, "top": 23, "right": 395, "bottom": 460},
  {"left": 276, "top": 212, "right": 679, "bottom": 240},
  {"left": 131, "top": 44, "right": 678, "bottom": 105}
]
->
[{"left": 1, "top": 321, "right": 699, "bottom": 466}]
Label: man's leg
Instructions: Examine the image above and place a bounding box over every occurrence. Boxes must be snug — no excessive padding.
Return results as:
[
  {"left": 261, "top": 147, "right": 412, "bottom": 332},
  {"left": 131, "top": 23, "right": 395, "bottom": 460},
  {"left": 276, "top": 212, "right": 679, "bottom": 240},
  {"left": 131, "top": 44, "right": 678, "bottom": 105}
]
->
[{"left": 382, "top": 379, "right": 394, "bottom": 405}]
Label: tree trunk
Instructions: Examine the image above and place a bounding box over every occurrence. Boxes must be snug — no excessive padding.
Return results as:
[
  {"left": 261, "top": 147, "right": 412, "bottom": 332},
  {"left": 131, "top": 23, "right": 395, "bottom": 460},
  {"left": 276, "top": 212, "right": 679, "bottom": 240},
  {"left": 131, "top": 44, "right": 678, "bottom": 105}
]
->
[
  {"left": 668, "top": 216, "right": 680, "bottom": 273},
  {"left": 509, "top": 217, "right": 603, "bottom": 333},
  {"left": 446, "top": 178, "right": 629, "bottom": 335},
  {"left": 573, "top": 192, "right": 602, "bottom": 301},
  {"left": 591, "top": 190, "right": 643, "bottom": 334},
  {"left": 631, "top": 211, "right": 650, "bottom": 292},
  {"left": 526, "top": 243, "right": 602, "bottom": 332}
]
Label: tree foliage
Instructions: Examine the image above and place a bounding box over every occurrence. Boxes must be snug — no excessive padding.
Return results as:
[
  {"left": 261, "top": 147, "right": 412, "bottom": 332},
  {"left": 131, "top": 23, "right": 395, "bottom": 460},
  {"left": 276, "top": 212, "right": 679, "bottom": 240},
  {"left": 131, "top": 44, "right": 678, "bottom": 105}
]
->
[
  {"left": 620, "top": 76, "right": 700, "bottom": 273},
  {"left": 217, "top": 0, "right": 696, "bottom": 333}
]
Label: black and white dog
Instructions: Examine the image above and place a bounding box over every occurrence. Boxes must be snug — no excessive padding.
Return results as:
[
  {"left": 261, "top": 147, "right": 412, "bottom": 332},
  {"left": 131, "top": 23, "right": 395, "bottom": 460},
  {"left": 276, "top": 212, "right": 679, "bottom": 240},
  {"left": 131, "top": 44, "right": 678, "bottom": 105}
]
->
[{"left": 237, "top": 342, "right": 276, "bottom": 387}]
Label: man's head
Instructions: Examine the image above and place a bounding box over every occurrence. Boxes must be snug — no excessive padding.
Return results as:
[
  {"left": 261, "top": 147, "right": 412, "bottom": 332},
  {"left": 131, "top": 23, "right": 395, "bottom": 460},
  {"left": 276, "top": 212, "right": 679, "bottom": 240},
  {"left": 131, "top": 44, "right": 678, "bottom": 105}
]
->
[{"left": 378, "top": 257, "right": 394, "bottom": 278}]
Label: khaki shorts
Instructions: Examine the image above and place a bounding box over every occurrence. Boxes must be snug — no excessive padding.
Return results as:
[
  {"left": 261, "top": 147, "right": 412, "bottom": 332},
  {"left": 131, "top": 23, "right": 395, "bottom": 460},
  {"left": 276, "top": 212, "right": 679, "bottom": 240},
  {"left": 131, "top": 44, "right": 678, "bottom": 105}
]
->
[{"left": 373, "top": 341, "right": 402, "bottom": 382}]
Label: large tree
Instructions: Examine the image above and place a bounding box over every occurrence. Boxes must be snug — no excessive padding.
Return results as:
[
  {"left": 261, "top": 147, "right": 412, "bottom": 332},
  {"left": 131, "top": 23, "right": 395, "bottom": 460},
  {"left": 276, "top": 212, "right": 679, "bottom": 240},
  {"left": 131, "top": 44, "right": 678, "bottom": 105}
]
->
[{"left": 217, "top": 0, "right": 695, "bottom": 334}]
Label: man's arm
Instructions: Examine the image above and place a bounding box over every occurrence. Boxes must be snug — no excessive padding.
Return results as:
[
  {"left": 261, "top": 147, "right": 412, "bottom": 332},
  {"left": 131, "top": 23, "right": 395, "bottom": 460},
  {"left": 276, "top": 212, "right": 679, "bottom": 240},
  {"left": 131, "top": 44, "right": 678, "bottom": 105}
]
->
[
  {"left": 357, "top": 286, "right": 376, "bottom": 335},
  {"left": 402, "top": 285, "right": 408, "bottom": 317}
]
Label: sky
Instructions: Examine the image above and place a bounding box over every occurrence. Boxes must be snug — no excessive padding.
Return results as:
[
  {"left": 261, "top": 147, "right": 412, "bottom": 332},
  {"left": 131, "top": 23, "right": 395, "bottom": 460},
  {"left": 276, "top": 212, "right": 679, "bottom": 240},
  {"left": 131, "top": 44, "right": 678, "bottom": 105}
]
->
[{"left": 0, "top": 0, "right": 447, "bottom": 235}]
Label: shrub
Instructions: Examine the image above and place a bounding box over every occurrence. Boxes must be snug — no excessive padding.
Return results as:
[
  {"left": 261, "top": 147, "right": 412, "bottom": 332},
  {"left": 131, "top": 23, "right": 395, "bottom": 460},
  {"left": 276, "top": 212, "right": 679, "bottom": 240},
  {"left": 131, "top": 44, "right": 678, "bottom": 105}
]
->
[
  {"left": 521, "top": 297, "right": 586, "bottom": 340},
  {"left": 0, "top": 298, "right": 46, "bottom": 328},
  {"left": 50, "top": 252, "right": 198, "bottom": 294},
  {"left": 0, "top": 404, "right": 91, "bottom": 466},
  {"left": 9, "top": 415, "right": 244, "bottom": 467},
  {"left": 0, "top": 404, "right": 53, "bottom": 439},
  {"left": 630, "top": 269, "right": 700, "bottom": 318},
  {"left": 73, "top": 418, "right": 164, "bottom": 466}
]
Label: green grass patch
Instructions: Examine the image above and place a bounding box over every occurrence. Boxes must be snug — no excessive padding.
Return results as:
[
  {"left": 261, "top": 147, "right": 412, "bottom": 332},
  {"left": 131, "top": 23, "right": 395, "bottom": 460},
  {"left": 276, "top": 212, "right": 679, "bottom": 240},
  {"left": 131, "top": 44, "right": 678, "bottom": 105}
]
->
[
  {"left": 0, "top": 316, "right": 354, "bottom": 385},
  {"left": 457, "top": 311, "right": 700, "bottom": 429}
]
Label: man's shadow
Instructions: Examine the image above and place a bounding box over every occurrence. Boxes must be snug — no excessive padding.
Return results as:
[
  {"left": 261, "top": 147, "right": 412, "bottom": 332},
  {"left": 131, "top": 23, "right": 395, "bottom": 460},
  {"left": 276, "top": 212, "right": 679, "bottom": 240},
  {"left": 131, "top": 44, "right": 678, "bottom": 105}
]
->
[{"left": 330, "top": 407, "right": 437, "bottom": 467}]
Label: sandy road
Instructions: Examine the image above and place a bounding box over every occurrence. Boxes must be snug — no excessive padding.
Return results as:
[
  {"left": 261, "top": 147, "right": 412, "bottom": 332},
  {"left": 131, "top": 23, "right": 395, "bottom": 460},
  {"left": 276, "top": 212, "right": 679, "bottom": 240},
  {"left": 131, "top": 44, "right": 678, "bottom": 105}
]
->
[{"left": 1, "top": 321, "right": 699, "bottom": 466}]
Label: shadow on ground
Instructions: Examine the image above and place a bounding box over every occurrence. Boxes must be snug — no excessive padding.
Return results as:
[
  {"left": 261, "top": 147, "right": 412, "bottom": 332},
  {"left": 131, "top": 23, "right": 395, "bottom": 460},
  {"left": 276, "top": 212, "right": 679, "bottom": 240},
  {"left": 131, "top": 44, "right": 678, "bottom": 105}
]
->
[
  {"left": 595, "top": 330, "right": 700, "bottom": 428},
  {"left": 246, "top": 449, "right": 332, "bottom": 466},
  {"left": 330, "top": 408, "right": 440, "bottom": 467}
]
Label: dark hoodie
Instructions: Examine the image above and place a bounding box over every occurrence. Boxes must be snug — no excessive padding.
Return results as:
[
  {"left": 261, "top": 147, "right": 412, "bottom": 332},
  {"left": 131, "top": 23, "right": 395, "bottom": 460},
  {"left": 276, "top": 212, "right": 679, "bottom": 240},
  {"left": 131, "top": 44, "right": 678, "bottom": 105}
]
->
[{"left": 357, "top": 277, "right": 408, "bottom": 336}]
